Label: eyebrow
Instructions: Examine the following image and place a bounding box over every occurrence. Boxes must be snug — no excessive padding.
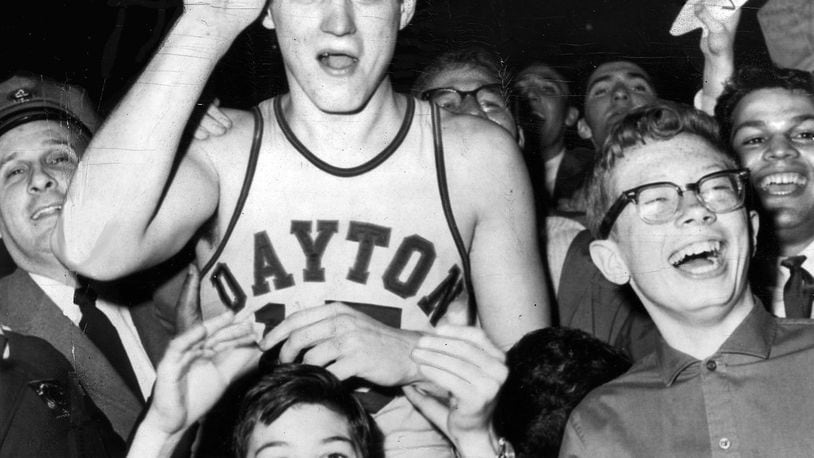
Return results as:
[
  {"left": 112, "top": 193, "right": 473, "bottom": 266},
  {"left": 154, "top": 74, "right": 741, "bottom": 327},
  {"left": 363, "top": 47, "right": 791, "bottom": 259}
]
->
[
  {"left": 731, "top": 114, "right": 814, "bottom": 138},
  {"left": 253, "top": 436, "right": 354, "bottom": 456},
  {"left": 587, "top": 71, "right": 652, "bottom": 93},
  {"left": 0, "top": 152, "right": 18, "bottom": 171}
]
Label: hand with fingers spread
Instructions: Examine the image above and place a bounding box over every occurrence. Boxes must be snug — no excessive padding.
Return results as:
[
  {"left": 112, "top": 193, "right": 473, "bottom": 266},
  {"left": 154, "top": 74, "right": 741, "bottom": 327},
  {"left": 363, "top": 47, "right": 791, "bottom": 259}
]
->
[
  {"left": 260, "top": 302, "right": 423, "bottom": 387},
  {"left": 193, "top": 99, "right": 234, "bottom": 141},
  {"left": 402, "top": 325, "right": 508, "bottom": 458},
  {"left": 128, "top": 313, "right": 260, "bottom": 457},
  {"left": 695, "top": 2, "right": 741, "bottom": 114}
]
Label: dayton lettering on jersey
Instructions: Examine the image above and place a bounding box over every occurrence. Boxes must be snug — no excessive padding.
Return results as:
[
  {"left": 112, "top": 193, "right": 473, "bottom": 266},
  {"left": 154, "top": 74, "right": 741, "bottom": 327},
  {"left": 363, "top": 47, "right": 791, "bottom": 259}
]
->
[{"left": 208, "top": 220, "right": 467, "bottom": 335}]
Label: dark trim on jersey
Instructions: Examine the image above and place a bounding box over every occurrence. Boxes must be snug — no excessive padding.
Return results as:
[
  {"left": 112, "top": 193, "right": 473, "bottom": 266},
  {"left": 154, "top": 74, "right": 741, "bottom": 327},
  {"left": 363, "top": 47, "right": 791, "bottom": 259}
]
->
[
  {"left": 200, "top": 106, "right": 264, "bottom": 277},
  {"left": 273, "top": 95, "right": 415, "bottom": 178},
  {"left": 431, "top": 102, "right": 477, "bottom": 325}
]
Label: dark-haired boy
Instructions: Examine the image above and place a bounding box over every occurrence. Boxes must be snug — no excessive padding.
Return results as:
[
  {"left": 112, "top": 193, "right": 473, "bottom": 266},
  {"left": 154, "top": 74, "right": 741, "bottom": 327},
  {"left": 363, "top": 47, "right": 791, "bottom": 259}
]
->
[
  {"left": 716, "top": 66, "right": 814, "bottom": 318},
  {"left": 560, "top": 101, "right": 814, "bottom": 456}
]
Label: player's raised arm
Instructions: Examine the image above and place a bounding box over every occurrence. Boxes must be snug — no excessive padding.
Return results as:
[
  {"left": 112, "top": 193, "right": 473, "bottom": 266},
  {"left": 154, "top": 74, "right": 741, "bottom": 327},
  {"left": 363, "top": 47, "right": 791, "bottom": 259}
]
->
[
  {"left": 53, "top": 0, "right": 266, "bottom": 280},
  {"left": 444, "top": 115, "right": 551, "bottom": 350}
]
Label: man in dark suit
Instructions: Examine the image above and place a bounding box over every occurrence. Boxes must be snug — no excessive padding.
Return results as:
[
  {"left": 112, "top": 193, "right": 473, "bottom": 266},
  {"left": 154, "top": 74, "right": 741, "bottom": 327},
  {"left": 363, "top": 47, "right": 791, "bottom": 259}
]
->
[
  {"left": 0, "top": 72, "right": 172, "bottom": 442},
  {"left": 514, "top": 62, "right": 590, "bottom": 214},
  {"left": 0, "top": 325, "right": 126, "bottom": 457}
]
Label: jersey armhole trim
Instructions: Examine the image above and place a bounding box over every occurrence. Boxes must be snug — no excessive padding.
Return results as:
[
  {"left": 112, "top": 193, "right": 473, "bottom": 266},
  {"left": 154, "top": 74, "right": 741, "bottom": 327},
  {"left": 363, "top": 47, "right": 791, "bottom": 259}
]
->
[
  {"left": 431, "top": 102, "right": 477, "bottom": 325},
  {"left": 200, "top": 106, "right": 264, "bottom": 277}
]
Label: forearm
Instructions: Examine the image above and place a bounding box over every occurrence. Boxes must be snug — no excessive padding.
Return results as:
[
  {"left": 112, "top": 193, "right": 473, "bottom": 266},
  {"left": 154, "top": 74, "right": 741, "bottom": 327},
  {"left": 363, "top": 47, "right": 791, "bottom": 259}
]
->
[
  {"left": 56, "top": 14, "right": 231, "bottom": 273},
  {"left": 698, "top": 54, "right": 734, "bottom": 115}
]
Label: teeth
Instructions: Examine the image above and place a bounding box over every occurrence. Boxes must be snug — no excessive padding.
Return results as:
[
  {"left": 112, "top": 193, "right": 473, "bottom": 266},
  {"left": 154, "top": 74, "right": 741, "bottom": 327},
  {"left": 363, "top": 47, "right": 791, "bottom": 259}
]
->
[
  {"left": 759, "top": 172, "right": 807, "bottom": 189},
  {"left": 669, "top": 240, "right": 721, "bottom": 267},
  {"left": 32, "top": 205, "right": 62, "bottom": 221}
]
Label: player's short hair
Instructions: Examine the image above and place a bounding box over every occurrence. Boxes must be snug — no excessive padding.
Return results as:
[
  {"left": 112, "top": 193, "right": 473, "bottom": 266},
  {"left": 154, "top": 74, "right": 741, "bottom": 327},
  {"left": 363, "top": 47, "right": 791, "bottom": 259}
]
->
[
  {"left": 493, "top": 327, "right": 631, "bottom": 457},
  {"left": 585, "top": 101, "right": 737, "bottom": 238},
  {"left": 412, "top": 46, "right": 508, "bottom": 97},
  {"left": 232, "top": 364, "right": 376, "bottom": 458},
  {"left": 715, "top": 65, "right": 814, "bottom": 142}
]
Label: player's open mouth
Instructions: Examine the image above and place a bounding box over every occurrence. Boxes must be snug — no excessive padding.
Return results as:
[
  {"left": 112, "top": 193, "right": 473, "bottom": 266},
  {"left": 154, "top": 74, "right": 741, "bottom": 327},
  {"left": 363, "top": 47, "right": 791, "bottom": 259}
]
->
[
  {"left": 758, "top": 172, "right": 807, "bottom": 196},
  {"left": 31, "top": 204, "right": 62, "bottom": 220},
  {"left": 668, "top": 239, "right": 724, "bottom": 276},
  {"left": 318, "top": 52, "right": 359, "bottom": 71}
]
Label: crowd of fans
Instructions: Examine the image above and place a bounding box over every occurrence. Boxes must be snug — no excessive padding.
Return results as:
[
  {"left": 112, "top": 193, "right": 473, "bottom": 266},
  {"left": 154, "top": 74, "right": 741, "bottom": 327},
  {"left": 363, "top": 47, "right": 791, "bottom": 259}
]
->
[{"left": 2, "top": 0, "right": 814, "bottom": 457}]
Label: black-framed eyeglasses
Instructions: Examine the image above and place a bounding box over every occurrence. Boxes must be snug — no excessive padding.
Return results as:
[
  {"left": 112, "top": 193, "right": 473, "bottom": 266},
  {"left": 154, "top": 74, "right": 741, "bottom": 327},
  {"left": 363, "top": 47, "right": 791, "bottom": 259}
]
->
[
  {"left": 420, "top": 83, "right": 508, "bottom": 112},
  {"left": 597, "top": 168, "right": 750, "bottom": 239}
]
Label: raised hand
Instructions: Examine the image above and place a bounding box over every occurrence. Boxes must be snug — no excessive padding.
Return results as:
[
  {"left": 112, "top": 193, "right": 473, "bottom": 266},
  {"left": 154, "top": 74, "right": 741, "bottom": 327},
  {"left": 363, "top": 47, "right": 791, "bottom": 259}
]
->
[
  {"left": 696, "top": 2, "right": 741, "bottom": 60},
  {"left": 193, "top": 99, "right": 234, "bottom": 141},
  {"left": 694, "top": 1, "right": 742, "bottom": 114},
  {"left": 259, "top": 302, "right": 423, "bottom": 387},
  {"left": 403, "top": 325, "right": 508, "bottom": 458},
  {"left": 129, "top": 313, "right": 259, "bottom": 456},
  {"left": 182, "top": 0, "right": 267, "bottom": 39}
]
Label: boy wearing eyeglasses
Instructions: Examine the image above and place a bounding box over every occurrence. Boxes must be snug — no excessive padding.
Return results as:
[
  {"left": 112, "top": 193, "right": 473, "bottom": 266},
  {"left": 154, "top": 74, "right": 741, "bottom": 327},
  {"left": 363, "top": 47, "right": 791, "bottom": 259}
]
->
[
  {"left": 412, "top": 47, "right": 520, "bottom": 141},
  {"left": 559, "top": 101, "right": 814, "bottom": 456}
]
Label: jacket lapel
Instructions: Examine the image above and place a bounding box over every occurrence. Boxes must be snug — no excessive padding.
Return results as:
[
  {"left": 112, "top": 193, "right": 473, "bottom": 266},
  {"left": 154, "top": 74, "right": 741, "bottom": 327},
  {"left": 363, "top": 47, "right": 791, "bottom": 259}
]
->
[{"left": 0, "top": 269, "right": 143, "bottom": 440}]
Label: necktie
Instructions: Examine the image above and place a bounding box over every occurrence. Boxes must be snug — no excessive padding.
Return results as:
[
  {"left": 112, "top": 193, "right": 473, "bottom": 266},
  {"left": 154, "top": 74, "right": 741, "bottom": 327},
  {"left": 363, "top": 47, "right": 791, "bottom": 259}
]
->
[
  {"left": 780, "top": 255, "right": 814, "bottom": 318},
  {"left": 74, "top": 277, "right": 143, "bottom": 401}
]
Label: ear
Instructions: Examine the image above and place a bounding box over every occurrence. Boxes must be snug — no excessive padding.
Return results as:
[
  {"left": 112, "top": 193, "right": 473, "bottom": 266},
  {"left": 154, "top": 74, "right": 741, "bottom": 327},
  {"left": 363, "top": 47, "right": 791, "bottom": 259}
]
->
[
  {"left": 749, "top": 209, "right": 760, "bottom": 255},
  {"left": 565, "top": 107, "right": 579, "bottom": 127},
  {"left": 262, "top": 5, "right": 275, "bottom": 30},
  {"left": 589, "top": 239, "right": 631, "bottom": 285},
  {"left": 577, "top": 118, "right": 593, "bottom": 140},
  {"left": 516, "top": 124, "right": 526, "bottom": 149},
  {"left": 399, "top": 0, "right": 417, "bottom": 30}
]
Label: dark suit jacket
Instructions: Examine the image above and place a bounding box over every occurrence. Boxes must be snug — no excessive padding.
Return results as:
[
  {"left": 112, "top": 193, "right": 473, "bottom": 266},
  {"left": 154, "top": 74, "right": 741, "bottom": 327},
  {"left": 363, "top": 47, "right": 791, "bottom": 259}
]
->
[
  {"left": 0, "top": 329, "right": 126, "bottom": 457},
  {"left": 528, "top": 146, "right": 595, "bottom": 215},
  {"left": 0, "top": 269, "right": 171, "bottom": 440},
  {"left": 552, "top": 146, "right": 594, "bottom": 206}
]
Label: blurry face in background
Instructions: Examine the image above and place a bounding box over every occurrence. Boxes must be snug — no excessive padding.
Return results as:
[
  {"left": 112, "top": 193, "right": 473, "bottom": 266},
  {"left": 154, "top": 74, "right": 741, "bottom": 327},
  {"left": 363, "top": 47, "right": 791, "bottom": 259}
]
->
[
  {"left": 514, "top": 64, "right": 577, "bottom": 157},
  {"left": 578, "top": 61, "right": 657, "bottom": 148},
  {"left": 420, "top": 64, "right": 518, "bottom": 139},
  {"left": 246, "top": 403, "right": 360, "bottom": 458},
  {"left": 0, "top": 120, "right": 85, "bottom": 274}
]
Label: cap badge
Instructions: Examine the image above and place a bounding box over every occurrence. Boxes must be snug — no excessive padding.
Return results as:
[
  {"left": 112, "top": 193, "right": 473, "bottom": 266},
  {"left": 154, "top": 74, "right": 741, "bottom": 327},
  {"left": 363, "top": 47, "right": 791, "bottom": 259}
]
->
[{"left": 10, "top": 88, "right": 32, "bottom": 103}]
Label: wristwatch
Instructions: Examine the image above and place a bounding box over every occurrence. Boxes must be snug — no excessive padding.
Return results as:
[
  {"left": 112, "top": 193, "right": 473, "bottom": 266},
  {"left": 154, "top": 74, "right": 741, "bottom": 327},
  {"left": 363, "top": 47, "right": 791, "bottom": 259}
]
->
[{"left": 497, "top": 437, "right": 516, "bottom": 458}]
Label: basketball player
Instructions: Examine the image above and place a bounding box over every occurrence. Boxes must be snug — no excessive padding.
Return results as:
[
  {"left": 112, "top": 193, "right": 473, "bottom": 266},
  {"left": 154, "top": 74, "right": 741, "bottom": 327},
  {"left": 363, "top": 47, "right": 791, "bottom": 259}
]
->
[{"left": 55, "top": 1, "right": 549, "bottom": 455}]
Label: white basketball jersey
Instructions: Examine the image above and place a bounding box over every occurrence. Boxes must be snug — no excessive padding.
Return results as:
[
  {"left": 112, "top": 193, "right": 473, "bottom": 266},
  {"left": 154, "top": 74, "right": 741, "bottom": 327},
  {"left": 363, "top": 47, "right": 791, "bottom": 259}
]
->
[{"left": 197, "top": 97, "right": 473, "bottom": 457}]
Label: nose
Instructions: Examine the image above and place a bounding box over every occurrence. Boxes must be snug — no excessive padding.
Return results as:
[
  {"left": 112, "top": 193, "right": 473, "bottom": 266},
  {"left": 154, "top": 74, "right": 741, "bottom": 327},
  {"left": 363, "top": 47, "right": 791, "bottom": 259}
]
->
[
  {"left": 764, "top": 135, "right": 800, "bottom": 161},
  {"left": 455, "top": 94, "right": 489, "bottom": 120},
  {"left": 677, "top": 190, "right": 717, "bottom": 227},
  {"left": 28, "top": 165, "right": 56, "bottom": 194},
  {"left": 321, "top": 0, "right": 356, "bottom": 36},
  {"left": 611, "top": 83, "right": 631, "bottom": 104}
]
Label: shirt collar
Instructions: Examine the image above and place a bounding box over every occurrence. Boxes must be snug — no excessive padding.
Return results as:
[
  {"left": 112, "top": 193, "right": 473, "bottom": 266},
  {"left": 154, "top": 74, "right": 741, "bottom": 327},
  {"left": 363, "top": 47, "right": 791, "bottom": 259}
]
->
[{"left": 656, "top": 300, "right": 775, "bottom": 386}]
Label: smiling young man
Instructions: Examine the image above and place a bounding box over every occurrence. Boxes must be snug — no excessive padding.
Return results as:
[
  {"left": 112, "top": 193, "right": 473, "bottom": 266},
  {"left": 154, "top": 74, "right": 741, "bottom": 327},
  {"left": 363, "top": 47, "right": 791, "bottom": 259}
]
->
[
  {"left": 559, "top": 101, "right": 814, "bottom": 456},
  {"left": 716, "top": 66, "right": 814, "bottom": 318},
  {"left": 54, "top": 1, "right": 548, "bottom": 456}
]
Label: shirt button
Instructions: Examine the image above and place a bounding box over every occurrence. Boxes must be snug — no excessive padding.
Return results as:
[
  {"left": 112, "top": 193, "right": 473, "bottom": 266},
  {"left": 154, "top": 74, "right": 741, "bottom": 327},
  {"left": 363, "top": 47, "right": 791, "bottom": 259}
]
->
[
  {"left": 719, "top": 438, "right": 731, "bottom": 450},
  {"left": 706, "top": 360, "right": 717, "bottom": 371}
]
